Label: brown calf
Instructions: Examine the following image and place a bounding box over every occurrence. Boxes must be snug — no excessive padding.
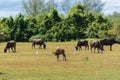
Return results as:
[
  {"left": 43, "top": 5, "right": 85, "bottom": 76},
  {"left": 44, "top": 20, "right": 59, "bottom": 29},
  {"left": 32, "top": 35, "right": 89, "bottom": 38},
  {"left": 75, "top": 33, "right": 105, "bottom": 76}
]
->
[{"left": 52, "top": 48, "right": 66, "bottom": 61}]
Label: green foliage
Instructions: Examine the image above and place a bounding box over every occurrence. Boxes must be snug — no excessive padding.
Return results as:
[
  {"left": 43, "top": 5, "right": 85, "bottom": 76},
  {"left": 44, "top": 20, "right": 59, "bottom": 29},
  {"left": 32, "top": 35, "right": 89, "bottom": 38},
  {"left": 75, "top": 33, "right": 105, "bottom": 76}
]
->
[
  {"left": 0, "top": 3, "right": 113, "bottom": 42},
  {"left": 3, "top": 16, "right": 14, "bottom": 40},
  {"left": 68, "top": 4, "right": 85, "bottom": 16},
  {"left": 114, "top": 25, "right": 120, "bottom": 40},
  {"left": 43, "top": 8, "right": 61, "bottom": 30},
  {"left": 86, "top": 14, "right": 112, "bottom": 38},
  {"left": 13, "top": 13, "right": 28, "bottom": 41},
  {"left": 0, "top": 20, "right": 10, "bottom": 41},
  {"left": 107, "top": 12, "right": 120, "bottom": 40},
  {"left": 67, "top": 4, "right": 88, "bottom": 38},
  {"left": 49, "top": 20, "right": 77, "bottom": 41},
  {"left": 113, "top": 14, "right": 120, "bottom": 40}
]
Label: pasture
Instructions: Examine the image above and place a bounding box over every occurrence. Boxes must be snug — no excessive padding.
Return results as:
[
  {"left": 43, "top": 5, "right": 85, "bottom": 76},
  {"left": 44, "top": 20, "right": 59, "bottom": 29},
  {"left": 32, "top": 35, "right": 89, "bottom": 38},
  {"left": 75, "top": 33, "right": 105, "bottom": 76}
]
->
[{"left": 0, "top": 42, "right": 120, "bottom": 80}]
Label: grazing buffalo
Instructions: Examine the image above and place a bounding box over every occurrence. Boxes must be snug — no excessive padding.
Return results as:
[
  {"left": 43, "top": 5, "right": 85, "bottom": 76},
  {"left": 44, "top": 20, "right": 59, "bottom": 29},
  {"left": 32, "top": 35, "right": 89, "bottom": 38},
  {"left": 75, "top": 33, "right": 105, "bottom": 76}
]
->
[
  {"left": 52, "top": 48, "right": 66, "bottom": 61},
  {"left": 4, "top": 40, "right": 16, "bottom": 53},
  {"left": 90, "top": 40, "right": 103, "bottom": 53},
  {"left": 75, "top": 40, "right": 89, "bottom": 51},
  {"left": 32, "top": 39, "right": 46, "bottom": 49},
  {"left": 100, "top": 38, "right": 120, "bottom": 51}
]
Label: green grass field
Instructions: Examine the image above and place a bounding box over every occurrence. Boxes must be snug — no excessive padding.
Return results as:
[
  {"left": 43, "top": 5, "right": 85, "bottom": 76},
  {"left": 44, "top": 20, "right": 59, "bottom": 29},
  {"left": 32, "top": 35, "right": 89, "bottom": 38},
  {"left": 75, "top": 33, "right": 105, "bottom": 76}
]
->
[{"left": 0, "top": 42, "right": 120, "bottom": 80}]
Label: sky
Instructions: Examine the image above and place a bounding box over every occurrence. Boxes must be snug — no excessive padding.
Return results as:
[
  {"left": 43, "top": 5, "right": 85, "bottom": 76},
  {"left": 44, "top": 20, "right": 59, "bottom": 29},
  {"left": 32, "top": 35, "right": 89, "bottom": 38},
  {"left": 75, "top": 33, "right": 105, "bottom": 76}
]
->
[{"left": 0, "top": 0, "right": 120, "bottom": 17}]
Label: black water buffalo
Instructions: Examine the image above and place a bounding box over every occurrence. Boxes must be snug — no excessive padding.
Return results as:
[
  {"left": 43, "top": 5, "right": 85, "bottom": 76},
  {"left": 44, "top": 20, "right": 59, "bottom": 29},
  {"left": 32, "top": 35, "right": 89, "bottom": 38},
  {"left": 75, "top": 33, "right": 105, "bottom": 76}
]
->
[
  {"left": 32, "top": 39, "right": 46, "bottom": 49},
  {"left": 75, "top": 40, "right": 89, "bottom": 51},
  {"left": 100, "top": 38, "right": 120, "bottom": 51},
  {"left": 90, "top": 40, "right": 103, "bottom": 53},
  {"left": 52, "top": 48, "right": 66, "bottom": 61},
  {"left": 4, "top": 40, "right": 16, "bottom": 53}
]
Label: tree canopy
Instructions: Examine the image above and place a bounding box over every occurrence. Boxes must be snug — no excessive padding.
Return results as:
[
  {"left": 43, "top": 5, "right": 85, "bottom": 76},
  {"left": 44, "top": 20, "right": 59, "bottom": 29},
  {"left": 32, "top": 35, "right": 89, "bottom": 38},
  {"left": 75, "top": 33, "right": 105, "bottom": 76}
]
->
[{"left": 0, "top": 2, "right": 114, "bottom": 42}]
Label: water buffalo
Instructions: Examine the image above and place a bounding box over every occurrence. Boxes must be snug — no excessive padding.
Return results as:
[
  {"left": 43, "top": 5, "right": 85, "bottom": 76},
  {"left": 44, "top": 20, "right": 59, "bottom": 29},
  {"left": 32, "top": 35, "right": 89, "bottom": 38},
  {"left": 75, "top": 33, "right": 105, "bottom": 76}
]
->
[
  {"left": 90, "top": 40, "right": 103, "bottom": 53},
  {"left": 4, "top": 40, "right": 16, "bottom": 53},
  {"left": 32, "top": 39, "right": 46, "bottom": 49},
  {"left": 75, "top": 40, "right": 89, "bottom": 51},
  {"left": 100, "top": 38, "right": 120, "bottom": 51},
  {"left": 52, "top": 48, "right": 66, "bottom": 61}
]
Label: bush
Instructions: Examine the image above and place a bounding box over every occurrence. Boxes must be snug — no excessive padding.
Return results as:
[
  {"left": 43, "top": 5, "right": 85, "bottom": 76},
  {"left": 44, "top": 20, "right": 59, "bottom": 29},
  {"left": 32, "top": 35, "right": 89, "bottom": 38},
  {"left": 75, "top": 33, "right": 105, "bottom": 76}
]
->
[{"left": 29, "top": 34, "right": 47, "bottom": 42}]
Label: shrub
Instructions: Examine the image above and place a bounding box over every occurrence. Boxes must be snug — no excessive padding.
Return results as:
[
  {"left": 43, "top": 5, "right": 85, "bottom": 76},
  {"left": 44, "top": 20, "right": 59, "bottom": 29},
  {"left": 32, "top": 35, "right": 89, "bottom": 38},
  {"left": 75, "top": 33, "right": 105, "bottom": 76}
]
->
[{"left": 29, "top": 34, "right": 47, "bottom": 42}]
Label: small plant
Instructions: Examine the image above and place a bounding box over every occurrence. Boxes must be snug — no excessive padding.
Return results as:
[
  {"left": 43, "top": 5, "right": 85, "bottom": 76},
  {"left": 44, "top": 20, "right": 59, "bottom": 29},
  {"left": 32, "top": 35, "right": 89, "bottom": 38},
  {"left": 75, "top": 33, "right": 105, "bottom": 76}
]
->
[{"left": 29, "top": 34, "right": 47, "bottom": 42}]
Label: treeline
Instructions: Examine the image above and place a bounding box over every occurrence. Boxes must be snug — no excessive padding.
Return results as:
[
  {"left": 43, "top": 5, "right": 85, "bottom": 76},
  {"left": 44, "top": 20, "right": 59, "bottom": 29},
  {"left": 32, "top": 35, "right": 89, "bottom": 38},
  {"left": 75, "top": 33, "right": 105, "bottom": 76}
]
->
[{"left": 0, "top": 4, "right": 116, "bottom": 42}]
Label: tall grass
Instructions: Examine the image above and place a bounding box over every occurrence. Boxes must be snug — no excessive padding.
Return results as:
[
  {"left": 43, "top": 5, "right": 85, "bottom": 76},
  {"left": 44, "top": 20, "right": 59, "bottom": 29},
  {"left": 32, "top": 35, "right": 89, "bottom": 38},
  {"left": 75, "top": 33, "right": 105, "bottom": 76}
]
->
[{"left": 0, "top": 42, "right": 120, "bottom": 80}]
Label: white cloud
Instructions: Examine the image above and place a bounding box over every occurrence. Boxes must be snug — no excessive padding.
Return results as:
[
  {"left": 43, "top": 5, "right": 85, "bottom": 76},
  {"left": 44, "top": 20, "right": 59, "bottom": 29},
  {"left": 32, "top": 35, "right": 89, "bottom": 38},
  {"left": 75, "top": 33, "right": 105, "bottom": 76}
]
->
[
  {"left": 0, "top": 0, "right": 22, "bottom": 17},
  {"left": 102, "top": 0, "right": 120, "bottom": 15},
  {"left": 0, "top": 11, "right": 21, "bottom": 18}
]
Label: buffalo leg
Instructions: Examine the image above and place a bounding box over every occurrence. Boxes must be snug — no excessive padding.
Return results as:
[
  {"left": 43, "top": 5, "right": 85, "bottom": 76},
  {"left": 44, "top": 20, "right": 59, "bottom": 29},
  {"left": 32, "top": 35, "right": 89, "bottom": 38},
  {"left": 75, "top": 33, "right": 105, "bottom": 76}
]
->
[
  {"left": 97, "top": 48, "right": 99, "bottom": 53},
  {"left": 8, "top": 48, "right": 10, "bottom": 53},
  {"left": 78, "top": 46, "right": 80, "bottom": 50},
  {"left": 85, "top": 46, "right": 86, "bottom": 50},
  {"left": 63, "top": 54, "right": 66, "bottom": 61},
  {"left": 14, "top": 46, "right": 16, "bottom": 52},
  {"left": 94, "top": 47, "right": 96, "bottom": 53},
  {"left": 56, "top": 55, "right": 59, "bottom": 61},
  {"left": 87, "top": 45, "right": 89, "bottom": 50},
  {"left": 32, "top": 44, "right": 35, "bottom": 49},
  {"left": 80, "top": 46, "right": 82, "bottom": 50},
  {"left": 110, "top": 45, "right": 112, "bottom": 51},
  {"left": 11, "top": 48, "right": 14, "bottom": 53},
  {"left": 90, "top": 47, "right": 92, "bottom": 53},
  {"left": 39, "top": 45, "right": 42, "bottom": 49},
  {"left": 102, "top": 45, "right": 104, "bottom": 51}
]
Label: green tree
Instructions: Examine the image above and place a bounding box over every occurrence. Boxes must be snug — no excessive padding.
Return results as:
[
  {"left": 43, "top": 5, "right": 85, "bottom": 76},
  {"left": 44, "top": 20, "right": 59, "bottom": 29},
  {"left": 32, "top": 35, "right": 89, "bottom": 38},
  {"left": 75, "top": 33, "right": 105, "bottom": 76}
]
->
[
  {"left": 3, "top": 16, "right": 14, "bottom": 39},
  {"left": 14, "top": 13, "right": 27, "bottom": 41},
  {"left": 43, "top": 8, "right": 61, "bottom": 30},
  {"left": 28, "top": 8, "right": 62, "bottom": 41},
  {"left": 49, "top": 19, "right": 77, "bottom": 41},
  {"left": 107, "top": 12, "right": 120, "bottom": 40},
  {"left": 114, "top": 25, "right": 120, "bottom": 40},
  {"left": 67, "top": 4, "right": 87, "bottom": 38},
  {"left": 86, "top": 14, "right": 112, "bottom": 38},
  {"left": 0, "top": 19, "right": 10, "bottom": 41}
]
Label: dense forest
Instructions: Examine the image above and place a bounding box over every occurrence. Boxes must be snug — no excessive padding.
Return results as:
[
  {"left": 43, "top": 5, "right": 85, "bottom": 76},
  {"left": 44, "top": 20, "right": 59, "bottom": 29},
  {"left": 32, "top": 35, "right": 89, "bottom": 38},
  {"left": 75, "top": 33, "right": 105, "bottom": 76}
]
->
[{"left": 0, "top": 1, "right": 120, "bottom": 42}]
